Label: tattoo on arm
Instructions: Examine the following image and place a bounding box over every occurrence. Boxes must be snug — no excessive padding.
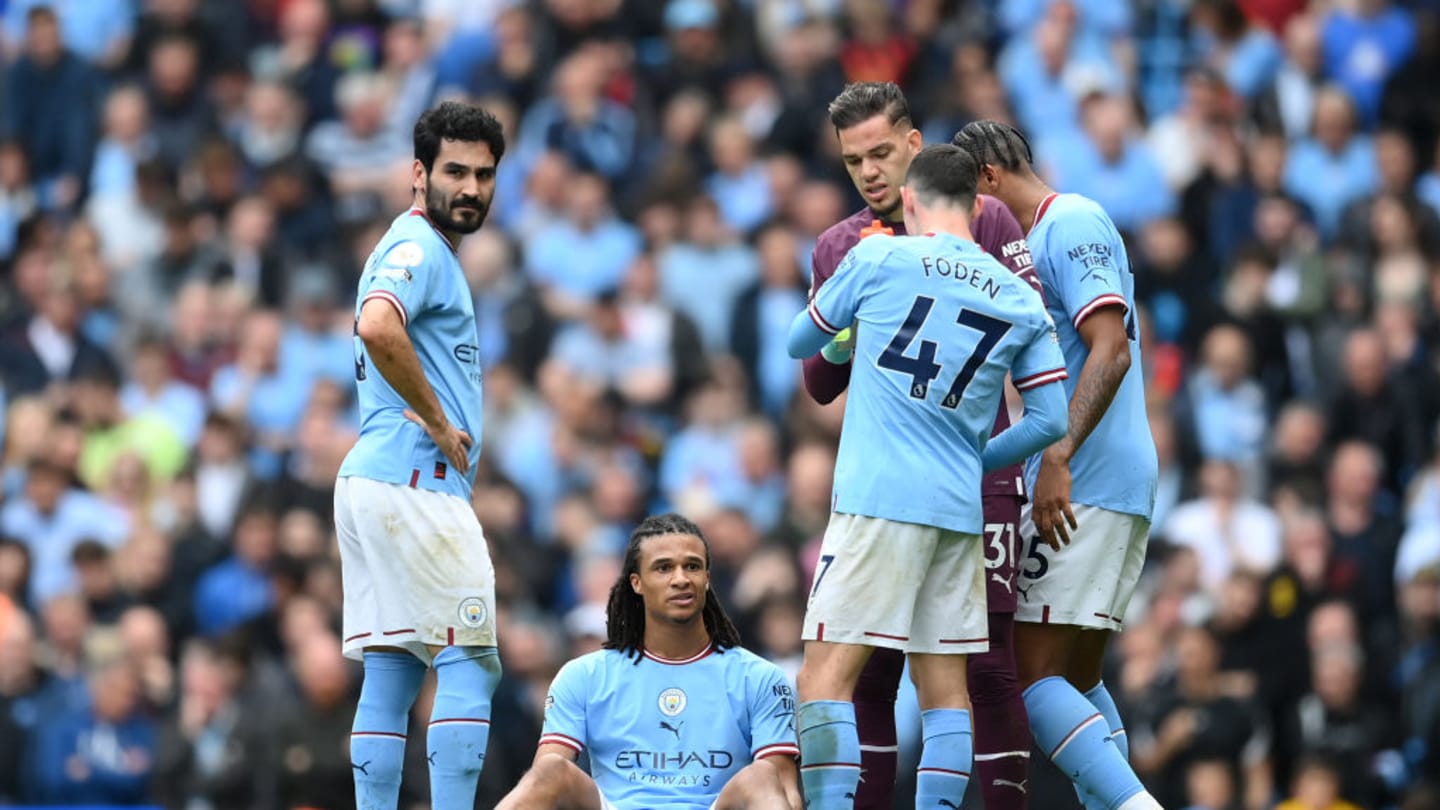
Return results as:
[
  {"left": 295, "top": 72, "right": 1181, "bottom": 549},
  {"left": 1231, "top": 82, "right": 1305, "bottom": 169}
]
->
[{"left": 1055, "top": 344, "right": 1128, "bottom": 459}]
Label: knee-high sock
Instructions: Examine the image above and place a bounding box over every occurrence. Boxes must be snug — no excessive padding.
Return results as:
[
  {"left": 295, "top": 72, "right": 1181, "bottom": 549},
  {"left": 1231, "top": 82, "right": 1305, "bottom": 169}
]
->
[
  {"left": 352, "top": 651, "right": 426, "bottom": 810},
  {"left": 915, "top": 708, "right": 972, "bottom": 809},
  {"left": 969, "top": 612, "right": 1031, "bottom": 809},
  {"left": 1023, "top": 676, "right": 1147, "bottom": 810},
  {"left": 1074, "top": 681, "right": 1129, "bottom": 810},
  {"left": 798, "top": 699, "right": 862, "bottom": 809},
  {"left": 1084, "top": 681, "right": 1127, "bottom": 758},
  {"left": 428, "top": 647, "right": 501, "bottom": 810},
  {"left": 852, "top": 647, "right": 903, "bottom": 809}
]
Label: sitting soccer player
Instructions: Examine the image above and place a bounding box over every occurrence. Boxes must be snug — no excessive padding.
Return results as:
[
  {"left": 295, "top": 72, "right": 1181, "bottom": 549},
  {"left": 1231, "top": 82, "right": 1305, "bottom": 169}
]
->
[{"left": 496, "top": 513, "right": 801, "bottom": 810}]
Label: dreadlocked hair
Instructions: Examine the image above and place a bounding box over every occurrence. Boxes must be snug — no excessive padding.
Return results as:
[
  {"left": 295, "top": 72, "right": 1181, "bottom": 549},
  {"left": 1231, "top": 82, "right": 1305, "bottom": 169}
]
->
[
  {"left": 951, "top": 120, "right": 1035, "bottom": 173},
  {"left": 603, "top": 513, "right": 743, "bottom": 663}
]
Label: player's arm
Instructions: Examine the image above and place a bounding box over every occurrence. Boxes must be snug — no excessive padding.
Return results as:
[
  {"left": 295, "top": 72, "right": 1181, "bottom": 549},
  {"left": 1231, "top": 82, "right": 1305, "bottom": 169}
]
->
[
  {"left": 984, "top": 317, "right": 1069, "bottom": 470},
  {"left": 1045, "top": 305, "right": 1129, "bottom": 464},
  {"left": 982, "top": 381, "right": 1067, "bottom": 471},
  {"left": 535, "top": 658, "right": 589, "bottom": 763},
  {"left": 756, "top": 753, "right": 802, "bottom": 809},
  {"left": 745, "top": 664, "right": 803, "bottom": 808},
  {"left": 789, "top": 247, "right": 867, "bottom": 360},
  {"left": 532, "top": 741, "right": 580, "bottom": 765},
  {"left": 355, "top": 297, "right": 472, "bottom": 473},
  {"left": 800, "top": 249, "right": 855, "bottom": 405}
]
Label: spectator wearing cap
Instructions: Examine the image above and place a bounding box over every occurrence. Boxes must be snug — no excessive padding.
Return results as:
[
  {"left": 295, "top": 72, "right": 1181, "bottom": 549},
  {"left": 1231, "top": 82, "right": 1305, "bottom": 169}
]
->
[{"left": 644, "top": 0, "right": 736, "bottom": 108}]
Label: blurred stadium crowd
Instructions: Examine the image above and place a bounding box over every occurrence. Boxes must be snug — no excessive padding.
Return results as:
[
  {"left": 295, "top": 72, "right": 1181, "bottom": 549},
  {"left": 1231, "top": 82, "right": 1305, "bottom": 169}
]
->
[{"left": 0, "top": 0, "right": 1438, "bottom": 808}]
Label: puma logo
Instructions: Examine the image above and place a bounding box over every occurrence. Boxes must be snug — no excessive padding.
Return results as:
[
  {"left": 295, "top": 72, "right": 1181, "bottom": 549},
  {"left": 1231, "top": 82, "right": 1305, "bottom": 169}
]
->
[
  {"left": 660, "top": 720, "right": 684, "bottom": 741},
  {"left": 937, "top": 800, "right": 961, "bottom": 809},
  {"left": 992, "top": 778, "right": 1028, "bottom": 793},
  {"left": 991, "top": 572, "right": 1013, "bottom": 594},
  {"left": 844, "top": 793, "right": 856, "bottom": 801},
  {"left": 352, "top": 760, "right": 371, "bottom": 775}
]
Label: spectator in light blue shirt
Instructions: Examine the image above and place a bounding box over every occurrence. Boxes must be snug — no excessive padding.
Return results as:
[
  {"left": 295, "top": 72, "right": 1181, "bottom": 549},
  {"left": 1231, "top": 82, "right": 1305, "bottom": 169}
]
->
[
  {"left": 0, "top": 459, "right": 130, "bottom": 608},
  {"left": 1189, "top": 0, "right": 1282, "bottom": 100},
  {"left": 657, "top": 195, "right": 759, "bottom": 353},
  {"left": 1179, "top": 324, "right": 1270, "bottom": 494},
  {"left": 705, "top": 116, "right": 774, "bottom": 235},
  {"left": 1321, "top": 0, "right": 1416, "bottom": 127},
  {"left": 999, "top": 9, "right": 1124, "bottom": 146},
  {"left": 525, "top": 171, "right": 642, "bottom": 319},
  {"left": 120, "top": 335, "right": 206, "bottom": 449},
  {"left": 1283, "top": 87, "right": 1379, "bottom": 240},
  {"left": 3, "top": 0, "right": 134, "bottom": 68},
  {"left": 1046, "top": 93, "right": 1174, "bottom": 234},
  {"left": 515, "top": 47, "right": 636, "bottom": 182},
  {"left": 997, "top": 0, "right": 1131, "bottom": 39}
]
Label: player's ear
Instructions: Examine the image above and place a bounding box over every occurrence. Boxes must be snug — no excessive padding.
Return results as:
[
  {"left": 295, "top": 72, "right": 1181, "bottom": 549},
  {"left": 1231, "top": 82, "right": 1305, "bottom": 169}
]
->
[
  {"left": 411, "top": 159, "right": 426, "bottom": 194},
  {"left": 629, "top": 572, "right": 642, "bottom": 595},
  {"left": 907, "top": 127, "right": 922, "bottom": 154}
]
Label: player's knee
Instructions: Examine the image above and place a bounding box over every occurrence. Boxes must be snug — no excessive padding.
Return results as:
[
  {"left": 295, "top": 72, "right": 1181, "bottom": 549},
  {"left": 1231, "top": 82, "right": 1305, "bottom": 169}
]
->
[{"left": 433, "top": 645, "right": 502, "bottom": 692}]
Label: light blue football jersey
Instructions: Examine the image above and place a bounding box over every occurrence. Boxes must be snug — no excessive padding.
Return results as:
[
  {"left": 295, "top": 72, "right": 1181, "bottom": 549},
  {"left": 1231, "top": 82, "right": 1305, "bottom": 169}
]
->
[
  {"left": 1024, "top": 193, "right": 1158, "bottom": 518},
  {"left": 539, "top": 645, "right": 799, "bottom": 810},
  {"left": 808, "top": 232, "right": 1066, "bottom": 534},
  {"left": 338, "top": 208, "right": 483, "bottom": 499}
]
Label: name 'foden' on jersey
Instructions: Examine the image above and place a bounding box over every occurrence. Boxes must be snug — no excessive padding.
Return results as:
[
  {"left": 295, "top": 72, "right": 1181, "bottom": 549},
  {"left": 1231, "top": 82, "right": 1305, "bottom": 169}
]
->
[{"left": 917, "top": 254, "right": 1002, "bottom": 300}]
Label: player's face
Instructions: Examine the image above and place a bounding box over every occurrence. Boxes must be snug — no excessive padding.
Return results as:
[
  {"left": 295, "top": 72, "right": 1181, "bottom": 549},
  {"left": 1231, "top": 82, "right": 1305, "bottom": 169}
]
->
[
  {"left": 630, "top": 533, "right": 711, "bottom": 626},
  {"left": 417, "top": 138, "right": 498, "bottom": 235},
  {"left": 837, "top": 115, "right": 922, "bottom": 219}
]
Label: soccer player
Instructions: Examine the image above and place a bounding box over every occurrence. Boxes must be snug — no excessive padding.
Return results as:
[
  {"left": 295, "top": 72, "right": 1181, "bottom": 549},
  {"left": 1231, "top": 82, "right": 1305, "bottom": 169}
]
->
[
  {"left": 335, "top": 101, "right": 506, "bottom": 810},
  {"left": 786, "top": 144, "right": 1070, "bottom": 810},
  {"left": 495, "top": 513, "right": 802, "bottom": 810},
  {"left": 807, "top": 81, "right": 1040, "bottom": 809},
  {"left": 952, "top": 120, "right": 1163, "bottom": 810}
]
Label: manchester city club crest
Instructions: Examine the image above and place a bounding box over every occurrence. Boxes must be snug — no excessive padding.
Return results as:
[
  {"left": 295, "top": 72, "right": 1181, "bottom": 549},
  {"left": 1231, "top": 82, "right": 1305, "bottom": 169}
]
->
[
  {"left": 657, "top": 687, "right": 687, "bottom": 717},
  {"left": 457, "top": 597, "right": 487, "bottom": 628}
]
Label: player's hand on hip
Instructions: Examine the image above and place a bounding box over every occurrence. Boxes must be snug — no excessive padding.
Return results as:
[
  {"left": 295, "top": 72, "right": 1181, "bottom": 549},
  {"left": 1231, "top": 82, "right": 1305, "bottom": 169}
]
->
[
  {"left": 1032, "top": 452, "right": 1077, "bottom": 551},
  {"left": 404, "top": 409, "right": 473, "bottom": 475}
]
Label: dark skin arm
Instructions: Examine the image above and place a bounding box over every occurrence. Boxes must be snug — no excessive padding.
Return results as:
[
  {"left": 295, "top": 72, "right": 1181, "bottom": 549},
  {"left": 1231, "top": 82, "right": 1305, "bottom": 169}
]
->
[{"left": 1030, "top": 306, "right": 1131, "bottom": 549}]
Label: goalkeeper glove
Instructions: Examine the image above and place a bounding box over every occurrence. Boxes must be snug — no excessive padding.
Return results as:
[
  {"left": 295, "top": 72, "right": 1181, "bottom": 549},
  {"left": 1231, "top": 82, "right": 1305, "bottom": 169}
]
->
[{"left": 820, "top": 326, "right": 855, "bottom": 364}]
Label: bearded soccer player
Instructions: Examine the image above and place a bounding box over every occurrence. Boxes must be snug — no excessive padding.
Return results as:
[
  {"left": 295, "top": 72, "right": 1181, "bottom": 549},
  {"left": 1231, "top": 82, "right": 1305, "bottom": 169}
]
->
[
  {"left": 953, "top": 120, "right": 1163, "bottom": 810},
  {"left": 804, "top": 82, "right": 1039, "bottom": 809},
  {"left": 496, "top": 513, "right": 801, "bottom": 810},
  {"left": 337, "top": 101, "right": 505, "bottom": 810}
]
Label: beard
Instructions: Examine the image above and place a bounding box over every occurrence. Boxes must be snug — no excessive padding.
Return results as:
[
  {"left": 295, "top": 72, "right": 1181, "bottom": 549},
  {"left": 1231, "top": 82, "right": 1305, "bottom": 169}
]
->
[
  {"left": 426, "top": 184, "right": 488, "bottom": 234},
  {"left": 867, "top": 195, "right": 902, "bottom": 221}
]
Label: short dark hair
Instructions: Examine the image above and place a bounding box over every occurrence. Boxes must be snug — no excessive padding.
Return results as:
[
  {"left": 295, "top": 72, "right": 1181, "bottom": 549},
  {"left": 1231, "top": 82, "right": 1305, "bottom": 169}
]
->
[
  {"left": 26, "top": 5, "right": 57, "bottom": 25},
  {"left": 413, "top": 101, "right": 506, "bottom": 174},
  {"left": 951, "top": 120, "right": 1034, "bottom": 173},
  {"left": 828, "top": 82, "right": 911, "bottom": 131},
  {"left": 905, "top": 144, "right": 979, "bottom": 210}
]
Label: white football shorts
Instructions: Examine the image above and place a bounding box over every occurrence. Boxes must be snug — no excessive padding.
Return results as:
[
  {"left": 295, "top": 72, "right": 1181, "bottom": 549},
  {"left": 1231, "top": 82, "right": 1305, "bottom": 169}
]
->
[
  {"left": 1015, "top": 502, "right": 1150, "bottom": 631},
  {"left": 335, "top": 476, "right": 497, "bottom": 665},
  {"left": 802, "top": 513, "right": 989, "bottom": 655}
]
